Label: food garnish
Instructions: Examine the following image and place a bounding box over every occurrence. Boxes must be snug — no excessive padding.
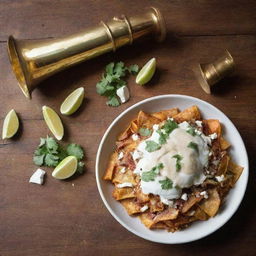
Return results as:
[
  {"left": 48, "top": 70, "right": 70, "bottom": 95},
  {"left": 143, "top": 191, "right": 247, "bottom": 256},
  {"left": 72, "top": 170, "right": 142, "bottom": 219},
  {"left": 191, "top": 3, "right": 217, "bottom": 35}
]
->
[{"left": 96, "top": 62, "right": 139, "bottom": 107}]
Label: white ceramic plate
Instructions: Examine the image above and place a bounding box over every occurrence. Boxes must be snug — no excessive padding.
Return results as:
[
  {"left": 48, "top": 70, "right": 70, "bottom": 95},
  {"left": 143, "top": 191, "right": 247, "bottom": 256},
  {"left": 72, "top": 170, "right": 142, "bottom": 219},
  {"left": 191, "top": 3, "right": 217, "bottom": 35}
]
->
[{"left": 96, "top": 95, "right": 248, "bottom": 244}]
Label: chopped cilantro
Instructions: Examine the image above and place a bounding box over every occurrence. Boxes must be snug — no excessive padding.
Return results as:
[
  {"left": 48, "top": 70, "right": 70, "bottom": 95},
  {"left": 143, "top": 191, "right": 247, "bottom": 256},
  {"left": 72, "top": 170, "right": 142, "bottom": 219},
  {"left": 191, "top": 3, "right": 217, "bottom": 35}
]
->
[
  {"left": 172, "top": 154, "right": 183, "bottom": 172},
  {"left": 162, "top": 119, "right": 178, "bottom": 134},
  {"left": 187, "top": 141, "right": 199, "bottom": 153},
  {"left": 145, "top": 140, "right": 161, "bottom": 152},
  {"left": 138, "top": 127, "right": 152, "bottom": 137},
  {"left": 157, "top": 130, "right": 168, "bottom": 145},
  {"left": 96, "top": 61, "right": 139, "bottom": 107},
  {"left": 186, "top": 127, "right": 196, "bottom": 136},
  {"left": 159, "top": 178, "right": 173, "bottom": 190},
  {"left": 141, "top": 163, "right": 164, "bottom": 182}
]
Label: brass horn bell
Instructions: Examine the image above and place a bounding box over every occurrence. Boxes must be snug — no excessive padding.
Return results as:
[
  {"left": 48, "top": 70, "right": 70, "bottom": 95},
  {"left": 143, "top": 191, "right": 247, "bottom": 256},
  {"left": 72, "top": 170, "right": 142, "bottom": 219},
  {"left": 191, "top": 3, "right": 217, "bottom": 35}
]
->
[{"left": 7, "top": 7, "right": 166, "bottom": 98}]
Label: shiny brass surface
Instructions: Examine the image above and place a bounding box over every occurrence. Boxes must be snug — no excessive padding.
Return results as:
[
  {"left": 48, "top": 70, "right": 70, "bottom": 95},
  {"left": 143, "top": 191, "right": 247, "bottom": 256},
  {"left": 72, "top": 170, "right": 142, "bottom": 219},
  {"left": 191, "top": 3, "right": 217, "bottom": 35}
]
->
[
  {"left": 195, "top": 50, "right": 235, "bottom": 94},
  {"left": 7, "top": 7, "right": 166, "bottom": 98}
]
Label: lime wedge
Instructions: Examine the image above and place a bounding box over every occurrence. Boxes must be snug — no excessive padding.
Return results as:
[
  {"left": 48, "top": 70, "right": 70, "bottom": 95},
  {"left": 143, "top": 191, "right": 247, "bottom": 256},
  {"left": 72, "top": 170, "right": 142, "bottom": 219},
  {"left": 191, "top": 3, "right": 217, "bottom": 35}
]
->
[
  {"left": 60, "top": 87, "right": 85, "bottom": 115},
  {"left": 136, "top": 58, "right": 156, "bottom": 85},
  {"left": 2, "top": 109, "right": 19, "bottom": 139},
  {"left": 42, "top": 106, "right": 64, "bottom": 140},
  {"left": 52, "top": 156, "right": 77, "bottom": 179}
]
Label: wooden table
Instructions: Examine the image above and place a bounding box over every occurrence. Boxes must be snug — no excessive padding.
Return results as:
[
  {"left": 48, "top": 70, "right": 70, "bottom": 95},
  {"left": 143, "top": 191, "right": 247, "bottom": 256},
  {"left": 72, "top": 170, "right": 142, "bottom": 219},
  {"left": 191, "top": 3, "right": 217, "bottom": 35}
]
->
[{"left": 0, "top": 1, "right": 255, "bottom": 255}]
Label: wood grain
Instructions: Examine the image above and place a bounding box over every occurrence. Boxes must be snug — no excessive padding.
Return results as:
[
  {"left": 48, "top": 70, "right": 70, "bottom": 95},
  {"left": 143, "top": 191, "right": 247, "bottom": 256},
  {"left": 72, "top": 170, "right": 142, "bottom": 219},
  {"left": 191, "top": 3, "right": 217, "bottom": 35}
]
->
[{"left": 0, "top": 1, "right": 255, "bottom": 255}]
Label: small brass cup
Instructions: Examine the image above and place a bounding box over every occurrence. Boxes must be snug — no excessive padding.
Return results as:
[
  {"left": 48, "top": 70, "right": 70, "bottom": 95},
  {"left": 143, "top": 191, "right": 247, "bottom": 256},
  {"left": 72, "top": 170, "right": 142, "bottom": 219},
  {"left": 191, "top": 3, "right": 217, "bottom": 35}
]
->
[{"left": 196, "top": 50, "right": 235, "bottom": 94}]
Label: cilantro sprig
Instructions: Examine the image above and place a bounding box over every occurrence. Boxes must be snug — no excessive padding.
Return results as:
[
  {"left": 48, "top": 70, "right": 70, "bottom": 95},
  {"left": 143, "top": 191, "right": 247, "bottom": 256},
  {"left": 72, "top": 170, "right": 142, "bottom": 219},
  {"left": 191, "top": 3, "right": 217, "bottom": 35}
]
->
[
  {"left": 96, "top": 62, "right": 139, "bottom": 107},
  {"left": 33, "top": 136, "right": 85, "bottom": 174},
  {"left": 186, "top": 127, "right": 196, "bottom": 136},
  {"left": 139, "top": 127, "right": 152, "bottom": 137},
  {"left": 159, "top": 178, "right": 173, "bottom": 190},
  {"left": 141, "top": 163, "right": 164, "bottom": 182},
  {"left": 145, "top": 140, "right": 161, "bottom": 152}
]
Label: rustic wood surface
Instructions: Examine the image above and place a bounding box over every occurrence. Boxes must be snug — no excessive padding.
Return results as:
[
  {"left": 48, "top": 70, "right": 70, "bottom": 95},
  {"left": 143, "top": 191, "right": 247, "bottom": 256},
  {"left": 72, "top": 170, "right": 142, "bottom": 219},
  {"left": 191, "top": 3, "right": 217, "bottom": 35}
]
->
[{"left": 0, "top": 1, "right": 255, "bottom": 255}]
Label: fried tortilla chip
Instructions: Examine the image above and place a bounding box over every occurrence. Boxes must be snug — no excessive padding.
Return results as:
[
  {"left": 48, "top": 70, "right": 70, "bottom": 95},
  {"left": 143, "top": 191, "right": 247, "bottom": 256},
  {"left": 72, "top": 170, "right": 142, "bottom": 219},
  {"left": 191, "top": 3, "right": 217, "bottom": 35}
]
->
[
  {"left": 113, "top": 187, "right": 135, "bottom": 200},
  {"left": 216, "top": 154, "right": 230, "bottom": 176},
  {"left": 151, "top": 108, "right": 179, "bottom": 121},
  {"left": 153, "top": 208, "right": 179, "bottom": 224},
  {"left": 181, "top": 193, "right": 203, "bottom": 213},
  {"left": 139, "top": 212, "right": 155, "bottom": 228},
  {"left": 203, "top": 119, "right": 221, "bottom": 137},
  {"left": 194, "top": 207, "right": 209, "bottom": 221},
  {"left": 137, "top": 111, "right": 161, "bottom": 129},
  {"left": 112, "top": 168, "right": 137, "bottom": 185},
  {"left": 220, "top": 137, "right": 231, "bottom": 150},
  {"left": 130, "top": 120, "right": 139, "bottom": 133},
  {"left": 103, "top": 152, "right": 117, "bottom": 180},
  {"left": 149, "top": 197, "right": 164, "bottom": 213},
  {"left": 228, "top": 161, "right": 244, "bottom": 186},
  {"left": 135, "top": 188, "right": 150, "bottom": 203},
  {"left": 199, "top": 188, "right": 221, "bottom": 217},
  {"left": 173, "top": 105, "right": 201, "bottom": 122},
  {"left": 121, "top": 198, "right": 141, "bottom": 215}
]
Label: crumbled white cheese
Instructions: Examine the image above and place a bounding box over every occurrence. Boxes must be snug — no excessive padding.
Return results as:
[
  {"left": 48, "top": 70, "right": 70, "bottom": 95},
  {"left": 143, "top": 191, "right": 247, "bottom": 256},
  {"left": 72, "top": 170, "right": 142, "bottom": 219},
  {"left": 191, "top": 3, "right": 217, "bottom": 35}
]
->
[
  {"left": 132, "top": 134, "right": 139, "bottom": 141},
  {"left": 131, "top": 150, "right": 143, "bottom": 161},
  {"left": 209, "top": 133, "right": 218, "bottom": 140},
  {"left": 118, "top": 151, "right": 124, "bottom": 160},
  {"left": 200, "top": 191, "right": 209, "bottom": 199},
  {"left": 153, "top": 124, "right": 159, "bottom": 131},
  {"left": 116, "top": 182, "right": 133, "bottom": 188},
  {"left": 29, "top": 168, "right": 46, "bottom": 185},
  {"left": 195, "top": 120, "right": 203, "bottom": 127},
  {"left": 181, "top": 193, "right": 188, "bottom": 201},
  {"left": 160, "top": 196, "right": 174, "bottom": 206},
  {"left": 215, "top": 175, "right": 225, "bottom": 182},
  {"left": 195, "top": 129, "right": 202, "bottom": 135},
  {"left": 120, "top": 167, "right": 126, "bottom": 174},
  {"left": 116, "top": 86, "right": 130, "bottom": 103},
  {"left": 167, "top": 117, "right": 174, "bottom": 121},
  {"left": 140, "top": 205, "right": 149, "bottom": 212},
  {"left": 209, "top": 151, "right": 213, "bottom": 156}
]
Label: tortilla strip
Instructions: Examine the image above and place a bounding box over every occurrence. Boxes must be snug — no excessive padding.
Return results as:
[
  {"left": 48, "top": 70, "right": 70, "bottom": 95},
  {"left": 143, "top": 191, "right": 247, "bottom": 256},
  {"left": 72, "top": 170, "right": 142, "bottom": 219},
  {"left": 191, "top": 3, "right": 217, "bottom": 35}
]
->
[
  {"left": 194, "top": 207, "right": 209, "bottom": 221},
  {"left": 203, "top": 119, "right": 221, "bottom": 137},
  {"left": 149, "top": 197, "right": 164, "bottom": 213},
  {"left": 137, "top": 111, "right": 161, "bottom": 129},
  {"left": 151, "top": 108, "right": 179, "bottom": 121},
  {"left": 112, "top": 168, "right": 137, "bottom": 185},
  {"left": 139, "top": 212, "right": 155, "bottom": 228},
  {"left": 199, "top": 188, "right": 221, "bottom": 217},
  {"left": 216, "top": 154, "right": 230, "bottom": 176},
  {"left": 173, "top": 105, "right": 201, "bottom": 122},
  {"left": 103, "top": 152, "right": 117, "bottom": 180},
  {"left": 220, "top": 137, "right": 231, "bottom": 150},
  {"left": 121, "top": 198, "right": 141, "bottom": 215},
  {"left": 228, "top": 161, "right": 244, "bottom": 186},
  {"left": 153, "top": 208, "right": 179, "bottom": 224},
  {"left": 131, "top": 120, "right": 139, "bottom": 133},
  {"left": 181, "top": 193, "right": 203, "bottom": 213},
  {"left": 135, "top": 188, "right": 150, "bottom": 203},
  {"left": 113, "top": 187, "right": 135, "bottom": 200}
]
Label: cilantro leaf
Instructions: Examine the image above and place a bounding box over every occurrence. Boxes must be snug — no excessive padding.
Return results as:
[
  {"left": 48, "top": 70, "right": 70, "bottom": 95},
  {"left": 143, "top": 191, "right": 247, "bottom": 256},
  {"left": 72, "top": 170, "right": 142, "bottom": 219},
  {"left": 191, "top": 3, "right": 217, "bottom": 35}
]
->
[
  {"left": 157, "top": 130, "right": 168, "bottom": 145},
  {"left": 66, "top": 144, "right": 84, "bottom": 161},
  {"left": 45, "top": 154, "right": 59, "bottom": 167},
  {"left": 145, "top": 140, "right": 161, "bottom": 152},
  {"left": 33, "top": 155, "right": 45, "bottom": 166},
  {"left": 186, "top": 127, "right": 196, "bottom": 136},
  {"left": 141, "top": 163, "right": 164, "bottom": 182},
  {"left": 159, "top": 178, "right": 173, "bottom": 190},
  {"left": 139, "top": 127, "right": 152, "bottom": 137},
  {"left": 46, "top": 136, "right": 58, "bottom": 152},
  {"left": 172, "top": 154, "right": 183, "bottom": 172},
  {"left": 39, "top": 138, "right": 46, "bottom": 147},
  {"left": 162, "top": 119, "right": 178, "bottom": 134},
  {"left": 96, "top": 61, "right": 138, "bottom": 107},
  {"left": 187, "top": 141, "right": 199, "bottom": 153},
  {"left": 106, "top": 96, "right": 120, "bottom": 107},
  {"left": 128, "top": 64, "right": 139, "bottom": 75}
]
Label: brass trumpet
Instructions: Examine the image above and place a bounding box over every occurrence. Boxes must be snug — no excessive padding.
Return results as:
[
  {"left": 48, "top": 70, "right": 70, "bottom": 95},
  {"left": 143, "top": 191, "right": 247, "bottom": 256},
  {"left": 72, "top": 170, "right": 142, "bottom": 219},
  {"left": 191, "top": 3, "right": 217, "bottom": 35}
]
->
[{"left": 7, "top": 7, "right": 166, "bottom": 99}]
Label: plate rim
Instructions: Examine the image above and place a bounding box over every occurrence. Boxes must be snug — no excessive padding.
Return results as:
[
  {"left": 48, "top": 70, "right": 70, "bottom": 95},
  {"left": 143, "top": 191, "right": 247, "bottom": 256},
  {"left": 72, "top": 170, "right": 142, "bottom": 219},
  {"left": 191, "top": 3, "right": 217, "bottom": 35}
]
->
[{"left": 95, "top": 94, "right": 249, "bottom": 244}]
